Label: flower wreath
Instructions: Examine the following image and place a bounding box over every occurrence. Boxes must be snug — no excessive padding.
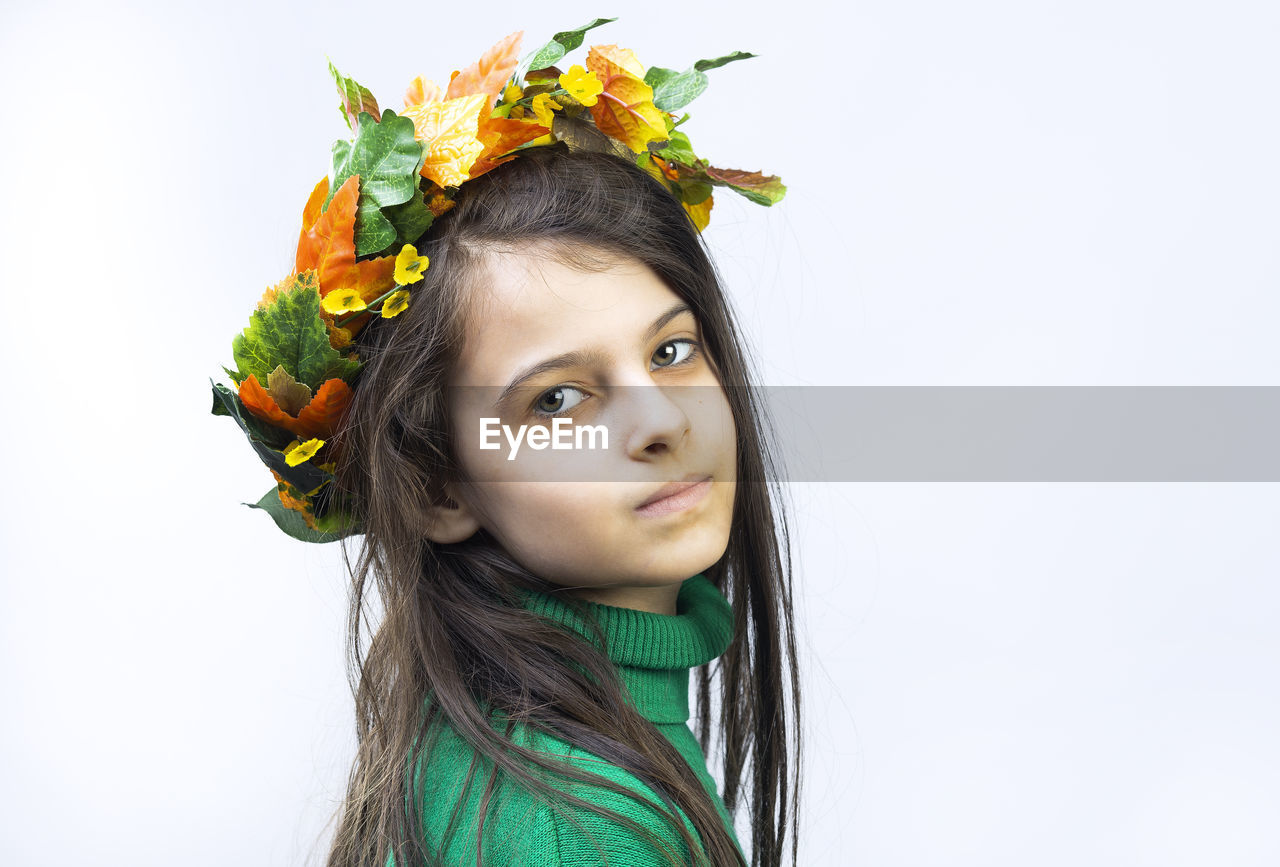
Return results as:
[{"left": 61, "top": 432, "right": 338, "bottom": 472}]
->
[{"left": 210, "top": 18, "right": 786, "bottom": 543}]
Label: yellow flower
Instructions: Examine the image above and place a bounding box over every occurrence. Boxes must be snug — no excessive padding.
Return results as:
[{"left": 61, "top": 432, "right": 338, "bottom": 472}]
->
[
  {"left": 530, "top": 92, "right": 561, "bottom": 128},
  {"left": 502, "top": 83, "right": 524, "bottom": 104},
  {"left": 321, "top": 287, "right": 367, "bottom": 315},
  {"left": 394, "top": 243, "right": 430, "bottom": 285},
  {"left": 284, "top": 438, "right": 325, "bottom": 467},
  {"left": 559, "top": 65, "right": 603, "bottom": 107},
  {"left": 381, "top": 289, "right": 410, "bottom": 318}
]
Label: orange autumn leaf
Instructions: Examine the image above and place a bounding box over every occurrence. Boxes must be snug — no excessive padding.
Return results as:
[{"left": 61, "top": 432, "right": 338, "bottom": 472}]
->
[
  {"left": 336, "top": 254, "right": 396, "bottom": 303},
  {"left": 295, "top": 378, "right": 355, "bottom": 438},
  {"left": 586, "top": 45, "right": 669, "bottom": 154},
  {"left": 468, "top": 115, "right": 549, "bottom": 180},
  {"left": 239, "top": 374, "right": 354, "bottom": 440},
  {"left": 425, "top": 186, "right": 455, "bottom": 217},
  {"left": 445, "top": 31, "right": 523, "bottom": 103},
  {"left": 649, "top": 154, "right": 681, "bottom": 181},
  {"left": 295, "top": 173, "right": 396, "bottom": 300},
  {"left": 301, "top": 176, "right": 329, "bottom": 232},
  {"left": 295, "top": 175, "right": 360, "bottom": 293},
  {"left": 268, "top": 469, "right": 319, "bottom": 527},
  {"left": 403, "top": 94, "right": 488, "bottom": 188},
  {"left": 404, "top": 75, "right": 444, "bottom": 108}
]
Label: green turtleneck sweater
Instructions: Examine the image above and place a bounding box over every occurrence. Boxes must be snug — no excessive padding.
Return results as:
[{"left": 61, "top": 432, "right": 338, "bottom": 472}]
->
[{"left": 388, "top": 573, "right": 743, "bottom": 866}]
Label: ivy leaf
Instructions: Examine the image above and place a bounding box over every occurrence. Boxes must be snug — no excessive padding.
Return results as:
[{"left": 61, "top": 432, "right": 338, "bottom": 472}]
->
[
  {"left": 328, "top": 58, "right": 380, "bottom": 131},
  {"left": 327, "top": 109, "right": 425, "bottom": 257},
  {"left": 526, "top": 18, "right": 617, "bottom": 72},
  {"left": 210, "top": 380, "right": 333, "bottom": 493},
  {"left": 383, "top": 189, "right": 435, "bottom": 249},
  {"left": 231, "top": 272, "right": 362, "bottom": 393},
  {"left": 645, "top": 51, "right": 757, "bottom": 112}
]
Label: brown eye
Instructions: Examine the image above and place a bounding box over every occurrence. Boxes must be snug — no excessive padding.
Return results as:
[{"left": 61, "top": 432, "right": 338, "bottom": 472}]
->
[
  {"left": 533, "top": 385, "right": 587, "bottom": 417},
  {"left": 652, "top": 338, "right": 699, "bottom": 369}
]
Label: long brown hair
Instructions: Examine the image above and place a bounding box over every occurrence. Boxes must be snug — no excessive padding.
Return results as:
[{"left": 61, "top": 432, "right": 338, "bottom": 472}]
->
[{"left": 321, "top": 145, "right": 801, "bottom": 866}]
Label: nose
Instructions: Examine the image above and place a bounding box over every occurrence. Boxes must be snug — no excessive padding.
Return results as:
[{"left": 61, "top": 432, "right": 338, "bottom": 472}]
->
[{"left": 619, "top": 382, "right": 692, "bottom": 459}]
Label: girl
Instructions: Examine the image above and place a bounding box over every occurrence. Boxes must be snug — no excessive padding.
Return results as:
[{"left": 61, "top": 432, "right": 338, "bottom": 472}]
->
[{"left": 213, "top": 25, "right": 800, "bottom": 867}]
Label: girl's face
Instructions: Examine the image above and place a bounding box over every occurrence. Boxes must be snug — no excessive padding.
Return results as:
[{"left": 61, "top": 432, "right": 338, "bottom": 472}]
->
[{"left": 441, "top": 245, "right": 737, "bottom": 615}]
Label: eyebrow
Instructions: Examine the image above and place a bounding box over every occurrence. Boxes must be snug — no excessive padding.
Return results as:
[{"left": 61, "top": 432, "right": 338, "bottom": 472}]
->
[{"left": 493, "top": 302, "right": 695, "bottom": 408}]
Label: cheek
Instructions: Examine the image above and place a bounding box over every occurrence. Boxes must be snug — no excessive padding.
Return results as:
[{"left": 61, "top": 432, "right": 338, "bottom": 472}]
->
[{"left": 469, "top": 481, "right": 640, "bottom": 582}]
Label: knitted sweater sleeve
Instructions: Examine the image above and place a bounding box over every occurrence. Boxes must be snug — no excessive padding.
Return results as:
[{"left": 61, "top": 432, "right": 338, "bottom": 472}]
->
[
  {"left": 535, "top": 739, "right": 701, "bottom": 867},
  {"left": 403, "top": 723, "right": 705, "bottom": 866}
]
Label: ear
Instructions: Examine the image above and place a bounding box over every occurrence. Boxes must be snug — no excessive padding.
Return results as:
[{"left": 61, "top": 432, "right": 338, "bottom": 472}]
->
[{"left": 419, "top": 482, "right": 482, "bottom": 544}]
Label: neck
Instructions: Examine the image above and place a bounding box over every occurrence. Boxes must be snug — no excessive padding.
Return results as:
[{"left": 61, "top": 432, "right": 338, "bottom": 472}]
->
[{"left": 560, "top": 582, "right": 683, "bottom": 615}]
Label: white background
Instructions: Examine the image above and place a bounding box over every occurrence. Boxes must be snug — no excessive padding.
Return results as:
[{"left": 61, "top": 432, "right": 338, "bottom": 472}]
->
[{"left": 2, "top": 1, "right": 1278, "bottom": 865}]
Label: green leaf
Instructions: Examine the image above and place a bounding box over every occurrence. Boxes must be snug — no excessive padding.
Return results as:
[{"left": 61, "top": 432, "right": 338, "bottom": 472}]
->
[
  {"left": 384, "top": 187, "right": 435, "bottom": 249},
  {"left": 645, "top": 66, "right": 707, "bottom": 113},
  {"left": 656, "top": 130, "right": 698, "bottom": 166},
  {"left": 246, "top": 487, "right": 355, "bottom": 543},
  {"left": 678, "top": 180, "right": 713, "bottom": 206},
  {"left": 526, "top": 18, "right": 617, "bottom": 71},
  {"left": 230, "top": 271, "right": 362, "bottom": 393},
  {"left": 704, "top": 166, "right": 787, "bottom": 206},
  {"left": 646, "top": 52, "right": 757, "bottom": 112},
  {"left": 328, "top": 57, "right": 380, "bottom": 131},
  {"left": 210, "top": 380, "right": 334, "bottom": 493},
  {"left": 222, "top": 364, "right": 244, "bottom": 387},
  {"left": 210, "top": 379, "right": 291, "bottom": 448},
  {"left": 327, "top": 109, "right": 426, "bottom": 257},
  {"left": 693, "top": 51, "right": 756, "bottom": 72}
]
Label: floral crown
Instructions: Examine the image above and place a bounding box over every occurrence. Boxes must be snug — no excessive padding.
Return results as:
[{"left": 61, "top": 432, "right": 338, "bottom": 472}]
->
[{"left": 209, "top": 18, "right": 786, "bottom": 543}]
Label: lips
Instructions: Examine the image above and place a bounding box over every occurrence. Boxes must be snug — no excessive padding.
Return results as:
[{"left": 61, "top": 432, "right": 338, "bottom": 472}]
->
[{"left": 636, "top": 473, "right": 713, "bottom": 510}]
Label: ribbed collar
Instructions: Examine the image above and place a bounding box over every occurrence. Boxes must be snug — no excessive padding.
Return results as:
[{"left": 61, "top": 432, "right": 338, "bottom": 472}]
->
[{"left": 519, "top": 574, "right": 734, "bottom": 724}]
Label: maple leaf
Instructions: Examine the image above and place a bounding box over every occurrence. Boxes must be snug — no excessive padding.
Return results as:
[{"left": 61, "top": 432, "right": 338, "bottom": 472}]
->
[
  {"left": 296, "top": 175, "right": 398, "bottom": 301},
  {"left": 266, "top": 364, "right": 313, "bottom": 415},
  {"left": 467, "top": 114, "right": 549, "bottom": 180},
  {"left": 231, "top": 272, "right": 362, "bottom": 392},
  {"left": 296, "top": 175, "right": 359, "bottom": 292},
  {"left": 586, "top": 45, "right": 669, "bottom": 154},
  {"left": 239, "top": 374, "right": 354, "bottom": 441},
  {"left": 445, "top": 31, "right": 524, "bottom": 103},
  {"left": 210, "top": 379, "right": 333, "bottom": 497},
  {"left": 403, "top": 94, "right": 488, "bottom": 188}
]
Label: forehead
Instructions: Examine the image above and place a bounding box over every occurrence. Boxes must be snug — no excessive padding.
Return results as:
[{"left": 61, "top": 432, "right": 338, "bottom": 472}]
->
[{"left": 453, "top": 245, "right": 685, "bottom": 386}]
